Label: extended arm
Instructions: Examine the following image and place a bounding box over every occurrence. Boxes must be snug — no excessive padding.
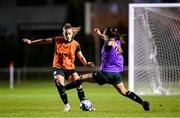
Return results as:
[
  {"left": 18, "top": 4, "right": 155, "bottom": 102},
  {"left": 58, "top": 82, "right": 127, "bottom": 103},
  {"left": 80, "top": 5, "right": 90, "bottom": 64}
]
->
[
  {"left": 77, "top": 51, "right": 94, "bottom": 67},
  {"left": 94, "top": 28, "right": 106, "bottom": 40},
  {"left": 22, "top": 38, "right": 53, "bottom": 45}
]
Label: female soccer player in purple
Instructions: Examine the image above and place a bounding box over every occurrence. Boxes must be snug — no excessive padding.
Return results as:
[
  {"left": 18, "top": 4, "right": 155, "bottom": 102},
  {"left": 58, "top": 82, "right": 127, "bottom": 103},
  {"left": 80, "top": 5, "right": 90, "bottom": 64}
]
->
[{"left": 65, "top": 27, "right": 150, "bottom": 111}]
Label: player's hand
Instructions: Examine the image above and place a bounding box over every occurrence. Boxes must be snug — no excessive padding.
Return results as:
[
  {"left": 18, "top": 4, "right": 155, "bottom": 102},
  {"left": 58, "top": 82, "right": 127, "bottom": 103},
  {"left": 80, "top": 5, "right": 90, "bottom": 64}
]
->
[
  {"left": 94, "top": 28, "right": 101, "bottom": 35},
  {"left": 115, "top": 47, "right": 123, "bottom": 54},
  {"left": 22, "top": 38, "right": 32, "bottom": 45},
  {"left": 86, "top": 62, "right": 95, "bottom": 67}
]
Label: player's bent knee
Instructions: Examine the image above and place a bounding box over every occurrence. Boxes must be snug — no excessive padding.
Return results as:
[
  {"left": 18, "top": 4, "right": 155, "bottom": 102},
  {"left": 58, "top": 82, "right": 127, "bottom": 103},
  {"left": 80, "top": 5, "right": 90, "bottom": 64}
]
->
[{"left": 55, "top": 80, "right": 66, "bottom": 95}]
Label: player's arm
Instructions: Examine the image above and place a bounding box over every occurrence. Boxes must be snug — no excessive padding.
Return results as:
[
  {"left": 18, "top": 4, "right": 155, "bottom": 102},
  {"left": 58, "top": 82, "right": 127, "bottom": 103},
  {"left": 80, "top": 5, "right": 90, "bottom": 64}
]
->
[
  {"left": 108, "top": 40, "right": 123, "bottom": 54},
  {"left": 94, "top": 28, "right": 106, "bottom": 40},
  {"left": 77, "top": 51, "right": 94, "bottom": 67},
  {"left": 22, "top": 38, "right": 53, "bottom": 45},
  {"left": 76, "top": 45, "right": 94, "bottom": 67}
]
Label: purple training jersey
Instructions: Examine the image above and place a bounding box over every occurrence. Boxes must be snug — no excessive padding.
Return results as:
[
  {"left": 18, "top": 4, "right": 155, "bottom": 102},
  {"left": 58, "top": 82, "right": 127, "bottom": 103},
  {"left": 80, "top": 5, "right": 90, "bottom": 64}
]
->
[{"left": 100, "top": 40, "right": 124, "bottom": 72}]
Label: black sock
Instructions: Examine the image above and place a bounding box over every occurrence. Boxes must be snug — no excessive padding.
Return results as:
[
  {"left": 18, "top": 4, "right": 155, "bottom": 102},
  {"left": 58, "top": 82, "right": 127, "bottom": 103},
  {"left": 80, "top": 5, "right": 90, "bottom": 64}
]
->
[
  {"left": 77, "top": 88, "right": 85, "bottom": 101},
  {"left": 65, "top": 79, "right": 82, "bottom": 90},
  {"left": 126, "top": 91, "right": 143, "bottom": 105},
  {"left": 55, "top": 80, "right": 68, "bottom": 104},
  {"left": 60, "top": 93, "right": 68, "bottom": 104}
]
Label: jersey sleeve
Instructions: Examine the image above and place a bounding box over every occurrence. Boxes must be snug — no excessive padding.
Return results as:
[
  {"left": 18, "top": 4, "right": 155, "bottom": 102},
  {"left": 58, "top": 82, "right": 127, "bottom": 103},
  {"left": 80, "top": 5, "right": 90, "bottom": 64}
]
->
[
  {"left": 75, "top": 45, "right": 81, "bottom": 53},
  {"left": 51, "top": 37, "right": 56, "bottom": 45}
]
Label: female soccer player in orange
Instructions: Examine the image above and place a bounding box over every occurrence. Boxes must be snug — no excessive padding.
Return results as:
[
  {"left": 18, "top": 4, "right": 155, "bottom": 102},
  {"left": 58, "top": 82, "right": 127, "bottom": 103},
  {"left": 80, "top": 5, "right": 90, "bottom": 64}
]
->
[{"left": 23, "top": 23, "right": 94, "bottom": 112}]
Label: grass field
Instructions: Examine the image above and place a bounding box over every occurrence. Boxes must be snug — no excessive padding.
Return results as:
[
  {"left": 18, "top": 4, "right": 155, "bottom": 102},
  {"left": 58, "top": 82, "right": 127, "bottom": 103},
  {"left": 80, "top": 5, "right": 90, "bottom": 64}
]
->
[{"left": 0, "top": 79, "right": 180, "bottom": 117}]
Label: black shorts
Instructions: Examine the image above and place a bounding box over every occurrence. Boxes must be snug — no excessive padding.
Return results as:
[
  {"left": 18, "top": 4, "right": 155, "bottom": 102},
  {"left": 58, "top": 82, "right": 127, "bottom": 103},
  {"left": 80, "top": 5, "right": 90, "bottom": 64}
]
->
[
  {"left": 93, "top": 71, "right": 122, "bottom": 85},
  {"left": 52, "top": 67, "right": 75, "bottom": 80}
]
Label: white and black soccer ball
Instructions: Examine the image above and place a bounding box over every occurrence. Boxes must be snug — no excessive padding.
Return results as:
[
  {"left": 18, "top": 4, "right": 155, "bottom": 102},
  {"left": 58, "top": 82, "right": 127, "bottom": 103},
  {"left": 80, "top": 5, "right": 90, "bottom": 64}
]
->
[{"left": 80, "top": 100, "right": 94, "bottom": 111}]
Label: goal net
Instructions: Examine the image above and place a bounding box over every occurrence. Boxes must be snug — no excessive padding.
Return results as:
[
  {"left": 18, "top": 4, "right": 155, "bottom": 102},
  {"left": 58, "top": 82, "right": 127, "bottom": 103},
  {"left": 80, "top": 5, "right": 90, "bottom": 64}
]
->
[{"left": 129, "top": 4, "right": 180, "bottom": 95}]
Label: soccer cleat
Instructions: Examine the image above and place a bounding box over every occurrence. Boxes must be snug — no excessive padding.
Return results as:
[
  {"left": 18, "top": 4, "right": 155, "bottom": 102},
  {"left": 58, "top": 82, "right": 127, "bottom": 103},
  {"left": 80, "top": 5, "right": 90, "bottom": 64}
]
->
[
  {"left": 90, "top": 106, "right": 96, "bottom": 111},
  {"left": 142, "top": 101, "right": 150, "bottom": 111},
  {"left": 63, "top": 103, "right": 71, "bottom": 112}
]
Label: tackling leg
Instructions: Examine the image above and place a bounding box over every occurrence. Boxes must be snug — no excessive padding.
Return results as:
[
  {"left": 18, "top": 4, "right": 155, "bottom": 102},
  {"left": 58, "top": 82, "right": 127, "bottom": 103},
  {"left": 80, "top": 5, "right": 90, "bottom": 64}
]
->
[{"left": 113, "top": 82, "right": 150, "bottom": 111}]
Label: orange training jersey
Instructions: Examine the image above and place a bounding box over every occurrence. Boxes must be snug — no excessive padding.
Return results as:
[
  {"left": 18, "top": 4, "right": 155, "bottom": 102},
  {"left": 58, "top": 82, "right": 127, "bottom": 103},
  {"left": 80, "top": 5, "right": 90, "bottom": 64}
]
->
[{"left": 53, "top": 36, "right": 80, "bottom": 70}]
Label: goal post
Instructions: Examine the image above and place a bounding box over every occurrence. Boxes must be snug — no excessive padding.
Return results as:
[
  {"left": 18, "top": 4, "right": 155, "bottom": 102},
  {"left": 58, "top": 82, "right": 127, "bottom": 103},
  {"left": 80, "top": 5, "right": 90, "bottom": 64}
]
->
[{"left": 128, "top": 3, "right": 180, "bottom": 95}]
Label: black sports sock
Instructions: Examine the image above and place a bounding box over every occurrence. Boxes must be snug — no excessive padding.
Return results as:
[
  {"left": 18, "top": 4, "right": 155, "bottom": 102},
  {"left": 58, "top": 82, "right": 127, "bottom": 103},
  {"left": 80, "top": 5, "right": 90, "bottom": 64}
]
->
[
  {"left": 65, "top": 79, "right": 82, "bottom": 90},
  {"left": 77, "top": 88, "right": 85, "bottom": 101},
  {"left": 60, "top": 93, "right": 68, "bottom": 104},
  {"left": 126, "top": 91, "right": 143, "bottom": 105},
  {"left": 55, "top": 80, "right": 68, "bottom": 104}
]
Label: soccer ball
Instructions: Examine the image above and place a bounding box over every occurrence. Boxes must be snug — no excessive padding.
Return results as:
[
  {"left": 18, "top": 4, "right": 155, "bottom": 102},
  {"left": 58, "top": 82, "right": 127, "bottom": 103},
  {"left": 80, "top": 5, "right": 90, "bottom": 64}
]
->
[{"left": 80, "top": 100, "right": 95, "bottom": 111}]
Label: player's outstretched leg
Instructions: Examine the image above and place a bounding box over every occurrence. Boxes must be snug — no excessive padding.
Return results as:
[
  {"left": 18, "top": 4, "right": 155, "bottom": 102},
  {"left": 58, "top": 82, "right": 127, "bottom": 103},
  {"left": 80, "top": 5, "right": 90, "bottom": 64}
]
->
[
  {"left": 55, "top": 80, "right": 70, "bottom": 112},
  {"left": 113, "top": 83, "right": 150, "bottom": 111},
  {"left": 126, "top": 91, "right": 150, "bottom": 111},
  {"left": 65, "top": 79, "right": 82, "bottom": 90},
  {"left": 65, "top": 73, "right": 96, "bottom": 91}
]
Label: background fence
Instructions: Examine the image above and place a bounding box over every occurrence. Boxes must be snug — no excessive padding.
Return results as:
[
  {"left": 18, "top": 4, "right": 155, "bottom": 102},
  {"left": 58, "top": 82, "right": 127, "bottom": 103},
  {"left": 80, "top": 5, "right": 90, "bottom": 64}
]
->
[{"left": 0, "top": 66, "right": 128, "bottom": 88}]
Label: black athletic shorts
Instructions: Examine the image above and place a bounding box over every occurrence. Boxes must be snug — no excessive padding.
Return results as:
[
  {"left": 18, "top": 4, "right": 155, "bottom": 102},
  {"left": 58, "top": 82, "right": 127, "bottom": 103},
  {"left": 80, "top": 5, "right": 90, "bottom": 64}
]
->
[
  {"left": 52, "top": 67, "right": 75, "bottom": 80},
  {"left": 93, "top": 71, "right": 122, "bottom": 85}
]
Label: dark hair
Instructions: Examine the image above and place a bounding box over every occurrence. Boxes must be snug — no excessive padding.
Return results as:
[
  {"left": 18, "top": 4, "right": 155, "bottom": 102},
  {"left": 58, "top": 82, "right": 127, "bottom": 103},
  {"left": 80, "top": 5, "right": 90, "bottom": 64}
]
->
[
  {"left": 114, "top": 28, "right": 126, "bottom": 44},
  {"left": 104, "top": 27, "right": 126, "bottom": 44},
  {"left": 105, "top": 27, "right": 116, "bottom": 38}
]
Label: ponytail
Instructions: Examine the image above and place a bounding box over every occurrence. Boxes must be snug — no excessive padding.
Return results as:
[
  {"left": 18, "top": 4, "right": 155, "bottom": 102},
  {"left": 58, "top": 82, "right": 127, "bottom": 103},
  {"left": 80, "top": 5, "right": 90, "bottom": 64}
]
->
[
  {"left": 114, "top": 28, "right": 126, "bottom": 44},
  {"left": 63, "top": 23, "right": 81, "bottom": 37}
]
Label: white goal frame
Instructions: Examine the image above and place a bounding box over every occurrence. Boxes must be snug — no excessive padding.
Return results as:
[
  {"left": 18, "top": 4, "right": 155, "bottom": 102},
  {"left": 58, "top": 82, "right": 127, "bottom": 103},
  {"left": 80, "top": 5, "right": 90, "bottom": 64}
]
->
[{"left": 128, "top": 3, "right": 180, "bottom": 94}]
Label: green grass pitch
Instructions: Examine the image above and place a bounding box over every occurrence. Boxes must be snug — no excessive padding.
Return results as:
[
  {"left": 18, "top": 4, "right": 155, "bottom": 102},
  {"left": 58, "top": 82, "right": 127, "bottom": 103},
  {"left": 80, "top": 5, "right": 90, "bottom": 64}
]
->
[{"left": 0, "top": 79, "right": 180, "bottom": 117}]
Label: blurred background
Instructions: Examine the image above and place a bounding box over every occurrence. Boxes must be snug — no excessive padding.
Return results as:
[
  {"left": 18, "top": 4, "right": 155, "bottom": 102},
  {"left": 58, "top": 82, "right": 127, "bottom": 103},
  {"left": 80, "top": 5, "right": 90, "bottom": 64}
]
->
[{"left": 0, "top": 0, "right": 179, "bottom": 88}]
